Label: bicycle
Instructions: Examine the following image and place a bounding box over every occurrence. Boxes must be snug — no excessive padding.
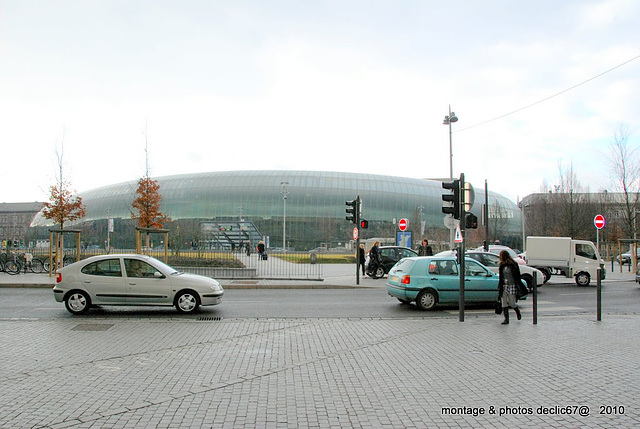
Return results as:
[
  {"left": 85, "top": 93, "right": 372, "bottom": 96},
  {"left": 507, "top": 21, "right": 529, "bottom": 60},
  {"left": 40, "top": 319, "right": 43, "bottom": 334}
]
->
[
  {"left": 42, "top": 255, "right": 75, "bottom": 273},
  {"left": 4, "top": 253, "right": 45, "bottom": 275},
  {"left": 4, "top": 253, "right": 22, "bottom": 275}
]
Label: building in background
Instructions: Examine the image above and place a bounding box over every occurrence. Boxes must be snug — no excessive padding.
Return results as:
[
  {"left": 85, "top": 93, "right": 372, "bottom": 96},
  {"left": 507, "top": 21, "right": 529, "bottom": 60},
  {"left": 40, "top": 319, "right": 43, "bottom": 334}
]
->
[
  {"left": 30, "top": 171, "right": 522, "bottom": 251},
  {"left": 0, "top": 202, "right": 45, "bottom": 249}
]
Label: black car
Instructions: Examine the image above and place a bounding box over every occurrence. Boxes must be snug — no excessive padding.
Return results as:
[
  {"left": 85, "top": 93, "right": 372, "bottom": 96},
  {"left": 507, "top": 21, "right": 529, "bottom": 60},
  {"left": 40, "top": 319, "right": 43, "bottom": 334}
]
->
[{"left": 367, "top": 246, "right": 418, "bottom": 278}]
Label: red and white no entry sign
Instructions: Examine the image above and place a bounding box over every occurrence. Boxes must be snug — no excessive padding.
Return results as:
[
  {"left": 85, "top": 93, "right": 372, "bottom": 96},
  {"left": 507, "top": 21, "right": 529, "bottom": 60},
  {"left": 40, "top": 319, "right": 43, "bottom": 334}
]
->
[
  {"left": 398, "top": 218, "right": 408, "bottom": 231},
  {"left": 594, "top": 214, "right": 606, "bottom": 229}
]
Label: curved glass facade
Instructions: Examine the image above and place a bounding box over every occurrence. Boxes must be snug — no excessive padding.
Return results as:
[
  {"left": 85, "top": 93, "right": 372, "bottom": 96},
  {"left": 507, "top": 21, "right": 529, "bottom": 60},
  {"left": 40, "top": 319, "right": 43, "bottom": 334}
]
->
[{"left": 31, "top": 170, "right": 522, "bottom": 250}]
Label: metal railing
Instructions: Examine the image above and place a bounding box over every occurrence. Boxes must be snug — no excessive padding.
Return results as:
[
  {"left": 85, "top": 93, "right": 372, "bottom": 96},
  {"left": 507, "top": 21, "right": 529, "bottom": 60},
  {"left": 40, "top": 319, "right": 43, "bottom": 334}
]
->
[{"left": 1, "top": 248, "right": 337, "bottom": 280}]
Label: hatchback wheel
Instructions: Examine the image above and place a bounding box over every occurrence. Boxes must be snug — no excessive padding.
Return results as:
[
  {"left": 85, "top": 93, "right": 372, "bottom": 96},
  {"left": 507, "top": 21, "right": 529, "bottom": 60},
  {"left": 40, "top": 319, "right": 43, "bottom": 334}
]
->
[
  {"left": 175, "top": 291, "right": 200, "bottom": 313},
  {"left": 65, "top": 291, "right": 91, "bottom": 315},
  {"left": 415, "top": 289, "right": 437, "bottom": 310}
]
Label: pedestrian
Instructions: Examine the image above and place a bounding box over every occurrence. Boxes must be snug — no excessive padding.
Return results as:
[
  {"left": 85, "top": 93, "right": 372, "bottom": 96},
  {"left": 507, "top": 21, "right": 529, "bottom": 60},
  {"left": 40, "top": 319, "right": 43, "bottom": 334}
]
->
[
  {"left": 497, "top": 250, "right": 522, "bottom": 324},
  {"left": 358, "top": 243, "right": 366, "bottom": 276},
  {"left": 368, "top": 241, "right": 382, "bottom": 273},
  {"left": 418, "top": 239, "right": 433, "bottom": 256},
  {"left": 257, "top": 241, "right": 265, "bottom": 260}
]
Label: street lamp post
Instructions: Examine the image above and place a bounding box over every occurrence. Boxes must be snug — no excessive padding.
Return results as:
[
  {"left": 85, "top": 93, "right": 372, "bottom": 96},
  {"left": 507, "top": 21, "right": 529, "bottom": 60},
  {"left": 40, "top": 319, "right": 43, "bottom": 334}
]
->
[
  {"left": 519, "top": 202, "right": 529, "bottom": 251},
  {"left": 442, "top": 106, "right": 459, "bottom": 248},
  {"left": 442, "top": 105, "right": 458, "bottom": 181}
]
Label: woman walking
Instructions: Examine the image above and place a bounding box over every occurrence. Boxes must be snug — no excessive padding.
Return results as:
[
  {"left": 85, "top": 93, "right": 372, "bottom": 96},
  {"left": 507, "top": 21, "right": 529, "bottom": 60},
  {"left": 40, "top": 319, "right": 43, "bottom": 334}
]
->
[{"left": 497, "top": 250, "right": 522, "bottom": 324}]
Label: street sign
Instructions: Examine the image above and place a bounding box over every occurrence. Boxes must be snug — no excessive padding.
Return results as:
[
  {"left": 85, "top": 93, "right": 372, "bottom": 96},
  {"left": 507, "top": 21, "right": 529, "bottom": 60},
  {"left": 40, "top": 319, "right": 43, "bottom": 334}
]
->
[
  {"left": 594, "top": 214, "right": 606, "bottom": 229},
  {"left": 454, "top": 224, "right": 463, "bottom": 243},
  {"left": 398, "top": 218, "right": 408, "bottom": 231},
  {"left": 463, "top": 183, "right": 474, "bottom": 211},
  {"left": 353, "top": 227, "right": 358, "bottom": 240}
]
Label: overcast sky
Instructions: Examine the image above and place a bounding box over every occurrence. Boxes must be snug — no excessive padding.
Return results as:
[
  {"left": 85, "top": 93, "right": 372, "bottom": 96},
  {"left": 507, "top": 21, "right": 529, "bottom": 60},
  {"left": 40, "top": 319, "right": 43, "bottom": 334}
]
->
[{"left": 1, "top": 0, "right": 638, "bottom": 205}]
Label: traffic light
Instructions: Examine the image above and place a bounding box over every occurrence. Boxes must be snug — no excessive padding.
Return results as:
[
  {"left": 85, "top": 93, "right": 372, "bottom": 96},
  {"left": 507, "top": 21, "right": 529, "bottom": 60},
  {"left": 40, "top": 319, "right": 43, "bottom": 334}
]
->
[
  {"left": 360, "top": 219, "right": 368, "bottom": 229},
  {"left": 345, "top": 199, "right": 359, "bottom": 224},
  {"left": 465, "top": 213, "right": 478, "bottom": 229},
  {"left": 442, "top": 180, "right": 460, "bottom": 219}
]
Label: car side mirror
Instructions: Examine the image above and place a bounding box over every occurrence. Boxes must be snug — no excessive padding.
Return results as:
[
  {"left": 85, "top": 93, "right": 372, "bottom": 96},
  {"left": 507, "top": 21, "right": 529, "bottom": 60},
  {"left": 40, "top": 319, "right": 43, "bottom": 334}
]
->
[{"left": 154, "top": 271, "right": 165, "bottom": 279}]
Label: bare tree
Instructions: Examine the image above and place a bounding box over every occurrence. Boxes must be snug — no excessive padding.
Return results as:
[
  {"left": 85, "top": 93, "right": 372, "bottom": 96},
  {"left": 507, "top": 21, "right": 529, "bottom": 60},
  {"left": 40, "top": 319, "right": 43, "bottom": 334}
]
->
[
  {"left": 524, "top": 162, "right": 597, "bottom": 240},
  {"left": 607, "top": 123, "right": 639, "bottom": 238},
  {"left": 553, "top": 161, "right": 596, "bottom": 239}
]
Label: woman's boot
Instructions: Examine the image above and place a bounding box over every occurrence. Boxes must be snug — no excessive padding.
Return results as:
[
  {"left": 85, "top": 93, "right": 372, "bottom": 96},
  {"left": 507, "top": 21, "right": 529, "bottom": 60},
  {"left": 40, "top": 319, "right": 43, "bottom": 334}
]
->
[
  {"left": 514, "top": 307, "right": 522, "bottom": 320},
  {"left": 501, "top": 308, "right": 509, "bottom": 324}
]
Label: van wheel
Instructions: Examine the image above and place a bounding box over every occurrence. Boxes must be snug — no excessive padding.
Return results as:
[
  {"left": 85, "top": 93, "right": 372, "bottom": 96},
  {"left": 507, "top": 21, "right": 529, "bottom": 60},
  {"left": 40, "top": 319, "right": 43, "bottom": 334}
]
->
[
  {"left": 415, "top": 289, "right": 438, "bottom": 310},
  {"left": 575, "top": 272, "right": 590, "bottom": 287}
]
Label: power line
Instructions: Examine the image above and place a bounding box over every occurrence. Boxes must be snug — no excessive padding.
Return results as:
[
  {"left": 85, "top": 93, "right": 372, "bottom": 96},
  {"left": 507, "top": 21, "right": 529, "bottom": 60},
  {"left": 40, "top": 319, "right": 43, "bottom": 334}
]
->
[{"left": 456, "top": 53, "right": 640, "bottom": 133}]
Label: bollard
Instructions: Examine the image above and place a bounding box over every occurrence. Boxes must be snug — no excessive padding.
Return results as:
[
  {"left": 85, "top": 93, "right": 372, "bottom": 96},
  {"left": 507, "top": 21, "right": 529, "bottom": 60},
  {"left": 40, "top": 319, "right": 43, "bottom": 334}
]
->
[
  {"left": 533, "top": 271, "right": 538, "bottom": 325},
  {"left": 596, "top": 268, "right": 602, "bottom": 320}
]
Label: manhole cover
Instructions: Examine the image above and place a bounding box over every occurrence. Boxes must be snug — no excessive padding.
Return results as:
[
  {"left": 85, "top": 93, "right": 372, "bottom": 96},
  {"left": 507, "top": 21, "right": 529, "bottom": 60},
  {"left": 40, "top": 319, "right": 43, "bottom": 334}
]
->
[
  {"left": 198, "top": 317, "right": 222, "bottom": 321},
  {"left": 72, "top": 324, "right": 114, "bottom": 331}
]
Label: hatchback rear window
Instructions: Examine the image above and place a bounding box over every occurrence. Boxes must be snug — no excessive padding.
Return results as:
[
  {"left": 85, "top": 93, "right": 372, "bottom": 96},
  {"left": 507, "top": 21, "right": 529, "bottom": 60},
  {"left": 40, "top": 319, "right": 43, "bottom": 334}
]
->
[{"left": 392, "top": 259, "right": 415, "bottom": 272}]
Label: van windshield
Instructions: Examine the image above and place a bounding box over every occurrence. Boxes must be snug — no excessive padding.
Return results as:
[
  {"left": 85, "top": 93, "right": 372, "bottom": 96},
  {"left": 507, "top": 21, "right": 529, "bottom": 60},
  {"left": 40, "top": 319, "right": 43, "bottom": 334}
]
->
[{"left": 575, "top": 244, "right": 597, "bottom": 260}]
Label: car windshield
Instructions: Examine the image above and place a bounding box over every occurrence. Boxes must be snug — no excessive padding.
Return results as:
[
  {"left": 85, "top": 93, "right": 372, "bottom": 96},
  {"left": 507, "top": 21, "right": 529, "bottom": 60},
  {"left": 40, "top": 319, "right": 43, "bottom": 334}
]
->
[
  {"left": 474, "top": 252, "right": 499, "bottom": 267},
  {"left": 147, "top": 257, "right": 182, "bottom": 275}
]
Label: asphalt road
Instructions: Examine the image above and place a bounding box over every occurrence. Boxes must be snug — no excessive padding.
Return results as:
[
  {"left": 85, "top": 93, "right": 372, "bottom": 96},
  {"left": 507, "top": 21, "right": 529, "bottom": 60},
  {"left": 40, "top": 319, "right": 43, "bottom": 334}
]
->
[{"left": 1, "top": 279, "right": 638, "bottom": 320}]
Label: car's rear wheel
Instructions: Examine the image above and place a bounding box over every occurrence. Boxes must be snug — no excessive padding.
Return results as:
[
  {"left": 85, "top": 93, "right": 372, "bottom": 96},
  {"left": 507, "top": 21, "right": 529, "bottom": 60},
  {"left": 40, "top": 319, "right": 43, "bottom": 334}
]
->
[
  {"left": 372, "top": 266, "right": 385, "bottom": 279},
  {"left": 415, "top": 289, "right": 437, "bottom": 310},
  {"left": 521, "top": 274, "right": 533, "bottom": 292},
  {"left": 175, "top": 291, "right": 200, "bottom": 313},
  {"left": 65, "top": 291, "right": 91, "bottom": 315},
  {"left": 539, "top": 268, "right": 551, "bottom": 283}
]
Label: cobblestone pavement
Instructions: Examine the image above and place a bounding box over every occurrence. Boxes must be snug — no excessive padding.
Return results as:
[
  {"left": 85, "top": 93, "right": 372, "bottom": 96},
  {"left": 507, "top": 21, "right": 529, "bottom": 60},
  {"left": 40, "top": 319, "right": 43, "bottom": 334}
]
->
[{"left": 1, "top": 313, "right": 639, "bottom": 428}]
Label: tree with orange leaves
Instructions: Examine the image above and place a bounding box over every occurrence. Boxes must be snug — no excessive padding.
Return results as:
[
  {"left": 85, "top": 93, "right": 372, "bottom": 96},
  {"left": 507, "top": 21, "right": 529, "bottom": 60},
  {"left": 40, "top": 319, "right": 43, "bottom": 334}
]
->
[
  {"left": 42, "top": 137, "right": 86, "bottom": 270},
  {"left": 132, "top": 175, "right": 169, "bottom": 253},
  {"left": 42, "top": 181, "right": 87, "bottom": 229},
  {"left": 132, "top": 176, "right": 167, "bottom": 229}
]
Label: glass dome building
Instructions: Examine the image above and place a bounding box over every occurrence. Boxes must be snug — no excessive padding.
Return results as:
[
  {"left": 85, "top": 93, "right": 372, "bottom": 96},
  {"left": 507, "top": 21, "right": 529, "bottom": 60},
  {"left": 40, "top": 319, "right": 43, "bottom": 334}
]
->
[{"left": 31, "top": 170, "right": 522, "bottom": 251}]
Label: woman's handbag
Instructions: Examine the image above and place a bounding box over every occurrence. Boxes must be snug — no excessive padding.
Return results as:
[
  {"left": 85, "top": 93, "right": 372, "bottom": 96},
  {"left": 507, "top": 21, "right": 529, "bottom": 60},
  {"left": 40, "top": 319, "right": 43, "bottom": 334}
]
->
[
  {"left": 494, "top": 300, "right": 503, "bottom": 315},
  {"left": 517, "top": 281, "right": 529, "bottom": 299}
]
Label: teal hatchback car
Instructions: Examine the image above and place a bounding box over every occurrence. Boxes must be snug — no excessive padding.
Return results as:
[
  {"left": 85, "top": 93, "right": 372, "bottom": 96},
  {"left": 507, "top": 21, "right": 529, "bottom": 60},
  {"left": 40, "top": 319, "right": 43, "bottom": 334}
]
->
[{"left": 386, "top": 256, "right": 524, "bottom": 310}]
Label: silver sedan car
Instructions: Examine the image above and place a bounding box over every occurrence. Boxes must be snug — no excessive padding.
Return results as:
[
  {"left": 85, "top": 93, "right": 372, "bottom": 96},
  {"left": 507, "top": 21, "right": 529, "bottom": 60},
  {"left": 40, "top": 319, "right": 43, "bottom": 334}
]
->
[{"left": 53, "top": 254, "right": 224, "bottom": 315}]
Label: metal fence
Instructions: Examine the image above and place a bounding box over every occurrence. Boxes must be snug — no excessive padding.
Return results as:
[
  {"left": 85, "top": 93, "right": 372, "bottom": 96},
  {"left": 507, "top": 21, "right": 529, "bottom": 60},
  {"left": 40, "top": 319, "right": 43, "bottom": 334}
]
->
[{"left": 1, "top": 248, "right": 334, "bottom": 280}]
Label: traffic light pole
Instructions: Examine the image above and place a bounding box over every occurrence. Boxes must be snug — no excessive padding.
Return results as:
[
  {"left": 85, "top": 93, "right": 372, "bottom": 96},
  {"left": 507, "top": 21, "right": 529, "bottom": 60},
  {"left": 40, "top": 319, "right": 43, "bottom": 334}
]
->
[
  {"left": 459, "top": 173, "right": 466, "bottom": 322},
  {"left": 356, "top": 196, "right": 360, "bottom": 285}
]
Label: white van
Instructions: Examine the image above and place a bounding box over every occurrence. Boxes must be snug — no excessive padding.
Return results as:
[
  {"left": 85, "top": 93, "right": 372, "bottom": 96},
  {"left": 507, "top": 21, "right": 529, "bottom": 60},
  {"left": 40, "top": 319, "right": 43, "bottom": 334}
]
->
[{"left": 526, "top": 237, "right": 605, "bottom": 286}]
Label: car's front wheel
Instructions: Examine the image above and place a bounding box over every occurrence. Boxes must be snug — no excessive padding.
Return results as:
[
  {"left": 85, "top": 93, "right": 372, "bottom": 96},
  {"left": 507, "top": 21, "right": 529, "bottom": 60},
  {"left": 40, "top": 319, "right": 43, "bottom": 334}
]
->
[
  {"left": 175, "top": 291, "right": 200, "bottom": 313},
  {"left": 575, "top": 272, "right": 590, "bottom": 287},
  {"left": 65, "top": 291, "right": 91, "bottom": 315},
  {"left": 415, "top": 289, "right": 438, "bottom": 310}
]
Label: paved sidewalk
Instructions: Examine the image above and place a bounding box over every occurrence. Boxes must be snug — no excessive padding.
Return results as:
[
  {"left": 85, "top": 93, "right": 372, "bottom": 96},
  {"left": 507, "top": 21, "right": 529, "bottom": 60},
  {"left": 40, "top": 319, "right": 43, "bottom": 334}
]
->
[
  {"left": 1, "top": 313, "right": 638, "bottom": 428},
  {"left": 1, "top": 265, "right": 639, "bottom": 428}
]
